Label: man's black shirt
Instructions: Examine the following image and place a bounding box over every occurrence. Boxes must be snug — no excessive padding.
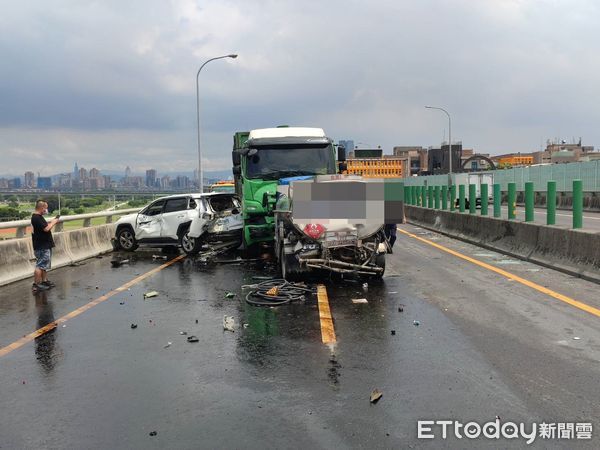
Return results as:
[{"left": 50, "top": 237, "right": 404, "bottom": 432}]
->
[{"left": 31, "top": 214, "right": 55, "bottom": 250}]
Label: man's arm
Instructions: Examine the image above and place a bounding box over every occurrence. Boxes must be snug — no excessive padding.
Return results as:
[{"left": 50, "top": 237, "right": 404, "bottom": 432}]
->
[{"left": 43, "top": 218, "right": 59, "bottom": 232}]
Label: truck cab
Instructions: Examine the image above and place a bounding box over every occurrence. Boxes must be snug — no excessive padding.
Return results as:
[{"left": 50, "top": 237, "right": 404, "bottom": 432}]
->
[{"left": 232, "top": 127, "right": 343, "bottom": 248}]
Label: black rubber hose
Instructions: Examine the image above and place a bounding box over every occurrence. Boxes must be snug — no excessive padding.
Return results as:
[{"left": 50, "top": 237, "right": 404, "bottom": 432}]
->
[{"left": 245, "top": 279, "right": 315, "bottom": 306}]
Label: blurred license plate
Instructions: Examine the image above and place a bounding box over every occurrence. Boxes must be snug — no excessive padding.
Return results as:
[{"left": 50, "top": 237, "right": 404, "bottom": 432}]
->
[{"left": 323, "top": 231, "right": 357, "bottom": 247}]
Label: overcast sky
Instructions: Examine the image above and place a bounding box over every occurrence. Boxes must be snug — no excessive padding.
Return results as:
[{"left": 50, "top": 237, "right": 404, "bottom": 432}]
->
[{"left": 2, "top": 0, "right": 600, "bottom": 176}]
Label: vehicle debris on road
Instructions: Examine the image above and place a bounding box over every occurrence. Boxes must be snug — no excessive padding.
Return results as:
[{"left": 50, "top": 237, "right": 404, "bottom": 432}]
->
[
  {"left": 187, "top": 335, "right": 199, "bottom": 343},
  {"left": 413, "top": 320, "right": 420, "bottom": 326},
  {"left": 164, "top": 342, "right": 172, "bottom": 349},
  {"left": 223, "top": 315, "right": 235, "bottom": 332},
  {"left": 144, "top": 291, "right": 159, "bottom": 299},
  {"left": 352, "top": 298, "right": 368, "bottom": 304},
  {"left": 110, "top": 259, "right": 129, "bottom": 268},
  {"left": 130, "top": 323, "right": 137, "bottom": 329},
  {"left": 243, "top": 279, "right": 315, "bottom": 306},
  {"left": 370, "top": 389, "right": 383, "bottom": 403},
  {"left": 152, "top": 255, "right": 168, "bottom": 260},
  {"left": 225, "top": 292, "right": 236, "bottom": 298}
]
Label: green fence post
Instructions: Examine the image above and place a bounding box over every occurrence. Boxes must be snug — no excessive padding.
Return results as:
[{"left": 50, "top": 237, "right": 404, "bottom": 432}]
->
[
  {"left": 428, "top": 186, "right": 434, "bottom": 208},
  {"left": 434, "top": 186, "right": 440, "bottom": 209},
  {"left": 459, "top": 185, "right": 466, "bottom": 212},
  {"left": 525, "top": 181, "right": 534, "bottom": 222},
  {"left": 441, "top": 185, "right": 448, "bottom": 210},
  {"left": 493, "top": 183, "right": 501, "bottom": 218},
  {"left": 421, "top": 186, "right": 426, "bottom": 207},
  {"left": 469, "top": 184, "right": 476, "bottom": 214},
  {"left": 508, "top": 182, "right": 516, "bottom": 220},
  {"left": 404, "top": 185, "right": 410, "bottom": 205},
  {"left": 411, "top": 186, "right": 416, "bottom": 206},
  {"left": 450, "top": 185, "right": 456, "bottom": 211},
  {"left": 547, "top": 181, "right": 556, "bottom": 225},
  {"left": 480, "top": 184, "right": 488, "bottom": 216},
  {"left": 573, "top": 179, "right": 583, "bottom": 229}
]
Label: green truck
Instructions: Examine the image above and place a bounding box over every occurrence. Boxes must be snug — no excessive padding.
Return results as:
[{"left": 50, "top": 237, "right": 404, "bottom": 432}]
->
[
  {"left": 232, "top": 126, "right": 394, "bottom": 280},
  {"left": 232, "top": 126, "right": 344, "bottom": 248}
]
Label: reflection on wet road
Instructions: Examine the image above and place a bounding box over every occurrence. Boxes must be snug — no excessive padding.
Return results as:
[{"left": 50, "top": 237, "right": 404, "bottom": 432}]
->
[{"left": 1, "top": 223, "right": 599, "bottom": 448}]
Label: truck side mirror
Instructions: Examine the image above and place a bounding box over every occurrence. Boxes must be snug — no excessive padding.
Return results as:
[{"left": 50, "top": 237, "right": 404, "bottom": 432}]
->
[
  {"left": 232, "top": 166, "right": 241, "bottom": 176},
  {"left": 337, "top": 146, "right": 346, "bottom": 162},
  {"left": 232, "top": 150, "right": 241, "bottom": 166}
]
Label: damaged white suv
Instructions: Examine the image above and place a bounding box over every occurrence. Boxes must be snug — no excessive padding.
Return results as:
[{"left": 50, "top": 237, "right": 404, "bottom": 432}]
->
[{"left": 113, "top": 193, "right": 243, "bottom": 255}]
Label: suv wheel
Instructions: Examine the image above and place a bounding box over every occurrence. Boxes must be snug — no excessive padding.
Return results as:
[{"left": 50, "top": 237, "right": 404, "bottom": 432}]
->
[
  {"left": 180, "top": 230, "right": 202, "bottom": 255},
  {"left": 116, "top": 227, "right": 138, "bottom": 252}
]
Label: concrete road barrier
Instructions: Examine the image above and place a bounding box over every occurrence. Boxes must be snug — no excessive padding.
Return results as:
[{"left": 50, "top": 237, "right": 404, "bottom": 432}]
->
[
  {"left": 405, "top": 206, "right": 600, "bottom": 283},
  {"left": 0, "top": 224, "right": 116, "bottom": 287}
]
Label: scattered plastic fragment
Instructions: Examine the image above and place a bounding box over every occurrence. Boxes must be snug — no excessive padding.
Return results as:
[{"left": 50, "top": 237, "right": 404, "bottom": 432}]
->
[
  {"left": 110, "top": 259, "right": 129, "bottom": 268},
  {"left": 149, "top": 431, "right": 157, "bottom": 437},
  {"left": 144, "top": 291, "right": 159, "bottom": 299},
  {"left": 390, "top": 330, "right": 396, "bottom": 335},
  {"left": 130, "top": 324, "right": 137, "bottom": 329},
  {"left": 243, "top": 323, "right": 249, "bottom": 329},
  {"left": 223, "top": 315, "right": 235, "bottom": 332},
  {"left": 164, "top": 342, "right": 172, "bottom": 349},
  {"left": 152, "top": 254, "right": 168, "bottom": 260},
  {"left": 352, "top": 298, "right": 368, "bottom": 304},
  {"left": 413, "top": 320, "right": 420, "bottom": 326},
  {"left": 195, "top": 319, "right": 198, "bottom": 324},
  {"left": 225, "top": 292, "right": 236, "bottom": 299},
  {"left": 62, "top": 325, "right": 66, "bottom": 328},
  {"left": 252, "top": 276, "right": 274, "bottom": 280},
  {"left": 398, "top": 306, "right": 404, "bottom": 312},
  {"left": 119, "top": 301, "right": 125, "bottom": 305},
  {"left": 573, "top": 337, "right": 581, "bottom": 340},
  {"left": 370, "top": 389, "right": 383, "bottom": 403},
  {"left": 265, "top": 286, "right": 279, "bottom": 296},
  {"left": 187, "top": 336, "right": 199, "bottom": 343},
  {"left": 389, "top": 291, "right": 398, "bottom": 294},
  {"left": 179, "top": 331, "right": 187, "bottom": 335},
  {"left": 362, "top": 282, "right": 369, "bottom": 290}
]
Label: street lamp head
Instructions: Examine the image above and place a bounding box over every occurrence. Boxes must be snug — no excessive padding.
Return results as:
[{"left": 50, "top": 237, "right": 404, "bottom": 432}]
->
[{"left": 228, "top": 54, "right": 238, "bottom": 59}]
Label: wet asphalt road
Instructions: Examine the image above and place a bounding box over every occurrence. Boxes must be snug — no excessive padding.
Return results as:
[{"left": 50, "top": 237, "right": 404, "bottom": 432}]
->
[{"left": 1, "top": 224, "right": 599, "bottom": 449}]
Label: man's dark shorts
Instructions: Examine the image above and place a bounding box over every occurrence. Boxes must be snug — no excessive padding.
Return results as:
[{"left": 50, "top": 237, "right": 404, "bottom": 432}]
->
[{"left": 34, "top": 249, "right": 52, "bottom": 271}]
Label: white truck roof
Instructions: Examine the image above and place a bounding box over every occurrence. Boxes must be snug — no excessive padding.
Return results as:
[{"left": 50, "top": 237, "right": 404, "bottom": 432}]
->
[{"left": 249, "top": 127, "right": 326, "bottom": 139}]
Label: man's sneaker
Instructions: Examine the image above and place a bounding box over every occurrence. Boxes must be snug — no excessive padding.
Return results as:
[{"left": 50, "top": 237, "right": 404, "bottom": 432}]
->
[
  {"left": 32, "top": 283, "right": 50, "bottom": 292},
  {"left": 42, "top": 280, "right": 56, "bottom": 288}
]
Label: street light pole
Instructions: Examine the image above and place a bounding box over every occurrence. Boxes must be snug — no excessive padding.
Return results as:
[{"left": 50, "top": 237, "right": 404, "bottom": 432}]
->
[
  {"left": 425, "top": 106, "right": 453, "bottom": 182},
  {"left": 196, "top": 54, "right": 238, "bottom": 192}
]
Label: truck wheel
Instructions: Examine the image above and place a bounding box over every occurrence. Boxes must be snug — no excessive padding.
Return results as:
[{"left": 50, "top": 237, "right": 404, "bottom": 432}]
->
[
  {"left": 116, "top": 227, "right": 138, "bottom": 252},
  {"left": 373, "top": 253, "right": 385, "bottom": 279},
  {"left": 279, "top": 246, "right": 300, "bottom": 281},
  {"left": 180, "top": 230, "right": 202, "bottom": 255}
]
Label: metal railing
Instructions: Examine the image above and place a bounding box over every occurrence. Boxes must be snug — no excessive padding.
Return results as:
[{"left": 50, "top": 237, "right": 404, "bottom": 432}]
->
[{"left": 0, "top": 208, "right": 140, "bottom": 238}]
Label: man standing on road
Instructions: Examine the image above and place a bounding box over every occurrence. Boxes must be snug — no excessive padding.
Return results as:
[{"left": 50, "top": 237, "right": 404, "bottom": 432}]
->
[{"left": 31, "top": 200, "right": 59, "bottom": 292}]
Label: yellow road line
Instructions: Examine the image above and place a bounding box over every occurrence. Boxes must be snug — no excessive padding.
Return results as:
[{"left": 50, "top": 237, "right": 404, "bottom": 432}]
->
[
  {"left": 0, "top": 255, "right": 185, "bottom": 358},
  {"left": 397, "top": 227, "right": 600, "bottom": 318},
  {"left": 317, "top": 284, "right": 337, "bottom": 344}
]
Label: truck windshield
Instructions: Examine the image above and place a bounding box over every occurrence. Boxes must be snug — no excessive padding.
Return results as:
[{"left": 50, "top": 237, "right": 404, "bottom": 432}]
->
[{"left": 245, "top": 145, "right": 336, "bottom": 180}]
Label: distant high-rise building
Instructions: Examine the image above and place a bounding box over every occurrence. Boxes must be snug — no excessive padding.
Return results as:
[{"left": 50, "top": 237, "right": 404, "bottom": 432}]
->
[
  {"left": 145, "top": 169, "right": 157, "bottom": 187},
  {"left": 73, "top": 162, "right": 79, "bottom": 180},
  {"left": 338, "top": 139, "right": 355, "bottom": 153},
  {"left": 89, "top": 168, "right": 100, "bottom": 178},
  {"left": 9, "top": 178, "right": 21, "bottom": 189},
  {"left": 125, "top": 166, "right": 132, "bottom": 178},
  {"left": 24, "top": 171, "right": 35, "bottom": 188},
  {"left": 37, "top": 177, "right": 52, "bottom": 189},
  {"left": 79, "top": 167, "right": 88, "bottom": 180}
]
